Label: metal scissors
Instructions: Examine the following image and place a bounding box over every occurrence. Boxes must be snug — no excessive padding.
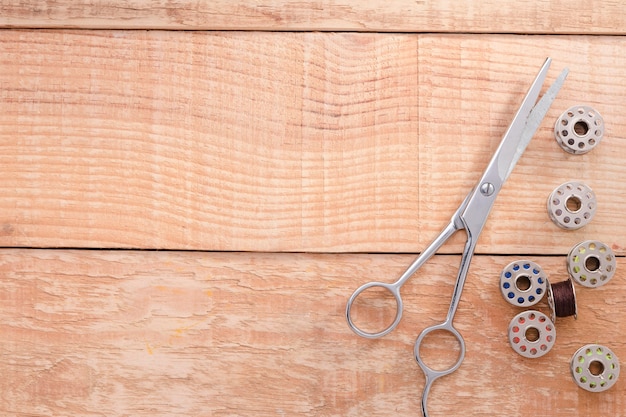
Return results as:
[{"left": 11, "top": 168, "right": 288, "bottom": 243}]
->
[{"left": 346, "top": 58, "right": 568, "bottom": 416}]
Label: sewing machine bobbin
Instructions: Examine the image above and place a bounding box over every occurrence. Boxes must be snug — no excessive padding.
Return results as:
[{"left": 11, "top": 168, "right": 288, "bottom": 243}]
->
[
  {"left": 547, "top": 181, "right": 596, "bottom": 230},
  {"left": 547, "top": 277, "right": 578, "bottom": 322},
  {"left": 500, "top": 260, "right": 547, "bottom": 307},
  {"left": 567, "top": 240, "right": 616, "bottom": 288},
  {"left": 571, "top": 344, "right": 620, "bottom": 392},
  {"left": 554, "top": 105, "right": 604, "bottom": 154},
  {"left": 508, "top": 310, "right": 556, "bottom": 358}
]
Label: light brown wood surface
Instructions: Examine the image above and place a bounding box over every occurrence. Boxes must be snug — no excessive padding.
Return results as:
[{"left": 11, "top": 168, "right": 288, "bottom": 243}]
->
[
  {"left": 2, "top": 31, "right": 626, "bottom": 253},
  {"left": 1, "top": 1, "right": 626, "bottom": 34},
  {"left": 1, "top": 250, "right": 624, "bottom": 416},
  {"left": 2, "top": 4, "right": 625, "bottom": 417}
]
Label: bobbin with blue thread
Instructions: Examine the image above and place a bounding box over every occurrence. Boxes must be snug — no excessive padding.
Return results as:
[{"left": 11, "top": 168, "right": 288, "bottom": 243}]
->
[{"left": 500, "top": 260, "right": 548, "bottom": 307}]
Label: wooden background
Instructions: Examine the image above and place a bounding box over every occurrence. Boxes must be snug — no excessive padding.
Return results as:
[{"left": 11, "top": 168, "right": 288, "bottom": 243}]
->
[{"left": 1, "top": 2, "right": 625, "bottom": 416}]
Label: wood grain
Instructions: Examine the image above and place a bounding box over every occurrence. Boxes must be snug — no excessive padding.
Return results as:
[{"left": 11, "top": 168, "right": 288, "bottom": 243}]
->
[
  {"left": 0, "top": 30, "right": 419, "bottom": 252},
  {"left": 3, "top": 31, "right": 626, "bottom": 254},
  {"left": 2, "top": 4, "right": 626, "bottom": 417},
  {"left": 0, "top": 250, "right": 623, "bottom": 416},
  {"left": 1, "top": 1, "right": 625, "bottom": 34}
]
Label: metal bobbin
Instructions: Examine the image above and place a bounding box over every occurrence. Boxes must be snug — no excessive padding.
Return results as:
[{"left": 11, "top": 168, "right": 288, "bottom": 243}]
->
[
  {"left": 567, "top": 240, "right": 617, "bottom": 288},
  {"left": 554, "top": 105, "right": 604, "bottom": 154},
  {"left": 547, "top": 181, "right": 596, "bottom": 230},
  {"left": 499, "top": 260, "right": 547, "bottom": 307},
  {"left": 547, "top": 277, "right": 577, "bottom": 322},
  {"left": 571, "top": 344, "right": 620, "bottom": 392},
  {"left": 508, "top": 310, "right": 556, "bottom": 358}
]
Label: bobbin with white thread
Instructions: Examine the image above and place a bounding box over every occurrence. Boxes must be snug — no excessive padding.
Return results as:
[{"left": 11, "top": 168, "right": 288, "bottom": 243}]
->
[
  {"left": 547, "top": 277, "right": 578, "bottom": 322},
  {"left": 547, "top": 181, "right": 596, "bottom": 230},
  {"left": 499, "top": 260, "right": 547, "bottom": 307},
  {"left": 508, "top": 310, "right": 556, "bottom": 358},
  {"left": 554, "top": 105, "right": 604, "bottom": 154},
  {"left": 571, "top": 344, "right": 620, "bottom": 392},
  {"left": 567, "top": 240, "right": 616, "bottom": 288}
]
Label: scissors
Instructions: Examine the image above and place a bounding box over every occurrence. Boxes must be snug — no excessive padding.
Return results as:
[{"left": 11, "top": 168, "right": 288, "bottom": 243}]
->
[{"left": 346, "top": 58, "right": 568, "bottom": 416}]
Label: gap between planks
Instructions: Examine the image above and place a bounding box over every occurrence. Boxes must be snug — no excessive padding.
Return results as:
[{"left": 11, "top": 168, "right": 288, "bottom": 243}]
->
[{"left": 1, "top": 0, "right": 626, "bottom": 34}]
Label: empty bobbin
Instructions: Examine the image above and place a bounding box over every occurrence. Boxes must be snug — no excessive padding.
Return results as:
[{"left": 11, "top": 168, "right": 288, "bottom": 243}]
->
[
  {"left": 500, "top": 260, "right": 547, "bottom": 307},
  {"left": 571, "top": 344, "right": 620, "bottom": 392},
  {"left": 554, "top": 105, "right": 604, "bottom": 154},
  {"left": 508, "top": 310, "right": 556, "bottom": 358},
  {"left": 567, "top": 240, "right": 617, "bottom": 288},
  {"left": 547, "top": 181, "right": 596, "bottom": 230},
  {"left": 547, "top": 277, "right": 578, "bottom": 322}
]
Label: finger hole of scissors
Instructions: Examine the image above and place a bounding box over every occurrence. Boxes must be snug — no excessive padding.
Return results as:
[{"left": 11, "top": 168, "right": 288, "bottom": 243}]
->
[
  {"left": 346, "top": 282, "right": 402, "bottom": 339},
  {"left": 414, "top": 324, "right": 466, "bottom": 377}
]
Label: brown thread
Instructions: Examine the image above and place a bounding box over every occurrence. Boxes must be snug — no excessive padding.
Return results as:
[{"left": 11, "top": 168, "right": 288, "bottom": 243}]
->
[{"left": 550, "top": 278, "right": 577, "bottom": 318}]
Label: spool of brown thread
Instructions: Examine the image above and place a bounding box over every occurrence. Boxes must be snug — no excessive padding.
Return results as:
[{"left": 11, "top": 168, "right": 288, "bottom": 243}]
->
[{"left": 547, "top": 277, "right": 578, "bottom": 321}]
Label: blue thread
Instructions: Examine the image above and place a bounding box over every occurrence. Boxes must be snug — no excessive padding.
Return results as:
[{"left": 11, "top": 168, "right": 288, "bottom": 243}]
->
[
  {"left": 538, "top": 278, "right": 544, "bottom": 284},
  {"left": 523, "top": 263, "right": 530, "bottom": 269},
  {"left": 508, "top": 292, "right": 515, "bottom": 299},
  {"left": 529, "top": 296, "right": 535, "bottom": 302},
  {"left": 536, "top": 288, "right": 543, "bottom": 295},
  {"left": 517, "top": 297, "right": 525, "bottom": 304},
  {"left": 513, "top": 264, "right": 520, "bottom": 271},
  {"left": 533, "top": 269, "right": 539, "bottom": 274},
  {"left": 503, "top": 282, "right": 510, "bottom": 289},
  {"left": 505, "top": 272, "right": 512, "bottom": 278}
]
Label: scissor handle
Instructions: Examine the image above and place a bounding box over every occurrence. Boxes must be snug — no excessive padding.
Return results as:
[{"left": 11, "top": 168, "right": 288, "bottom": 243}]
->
[
  {"left": 345, "top": 281, "right": 403, "bottom": 339},
  {"left": 414, "top": 321, "right": 466, "bottom": 417}
]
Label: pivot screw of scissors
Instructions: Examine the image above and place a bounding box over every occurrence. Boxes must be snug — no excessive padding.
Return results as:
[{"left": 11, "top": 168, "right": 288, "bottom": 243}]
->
[{"left": 480, "top": 182, "right": 495, "bottom": 197}]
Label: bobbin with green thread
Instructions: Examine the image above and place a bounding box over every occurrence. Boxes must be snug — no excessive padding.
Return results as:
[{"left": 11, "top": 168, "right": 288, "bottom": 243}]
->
[
  {"left": 567, "top": 240, "right": 617, "bottom": 288},
  {"left": 571, "top": 344, "right": 620, "bottom": 392}
]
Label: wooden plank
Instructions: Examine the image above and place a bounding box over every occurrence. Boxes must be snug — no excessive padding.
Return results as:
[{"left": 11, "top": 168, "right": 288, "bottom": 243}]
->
[
  {"left": 0, "top": 30, "right": 419, "bottom": 252},
  {"left": 1, "top": 1, "right": 626, "bottom": 34},
  {"left": 419, "top": 34, "right": 626, "bottom": 255},
  {"left": 0, "top": 249, "right": 624, "bottom": 416},
  {"left": 3, "top": 31, "right": 626, "bottom": 254}
]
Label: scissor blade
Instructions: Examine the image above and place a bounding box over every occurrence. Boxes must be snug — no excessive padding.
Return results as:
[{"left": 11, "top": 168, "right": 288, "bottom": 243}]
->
[
  {"left": 490, "top": 58, "right": 565, "bottom": 183},
  {"left": 501, "top": 66, "right": 569, "bottom": 180}
]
